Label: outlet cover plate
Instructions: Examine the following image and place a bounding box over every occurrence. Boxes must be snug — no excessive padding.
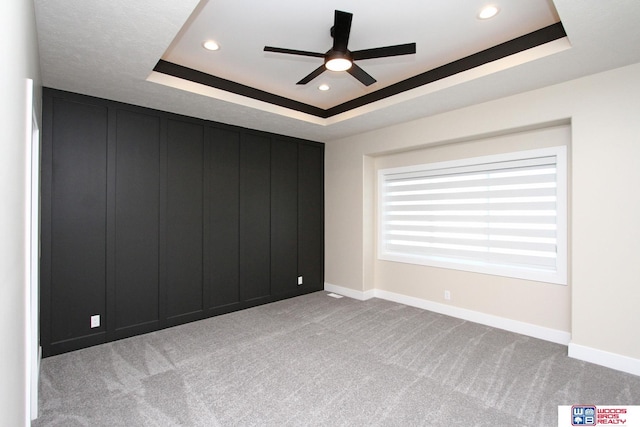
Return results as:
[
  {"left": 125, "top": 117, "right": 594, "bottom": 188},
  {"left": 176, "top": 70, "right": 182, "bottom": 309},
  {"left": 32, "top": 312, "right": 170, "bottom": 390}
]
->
[{"left": 90, "top": 314, "right": 100, "bottom": 328}]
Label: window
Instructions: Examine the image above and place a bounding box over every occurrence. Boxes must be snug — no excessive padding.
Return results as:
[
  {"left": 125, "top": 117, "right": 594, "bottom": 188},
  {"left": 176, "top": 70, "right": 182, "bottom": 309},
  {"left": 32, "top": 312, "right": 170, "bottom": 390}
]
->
[{"left": 378, "top": 146, "right": 567, "bottom": 285}]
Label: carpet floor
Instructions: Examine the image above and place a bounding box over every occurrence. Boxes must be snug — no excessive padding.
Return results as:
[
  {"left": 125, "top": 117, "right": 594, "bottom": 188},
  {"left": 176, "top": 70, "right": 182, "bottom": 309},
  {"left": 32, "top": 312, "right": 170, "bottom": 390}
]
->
[{"left": 33, "top": 291, "right": 640, "bottom": 426}]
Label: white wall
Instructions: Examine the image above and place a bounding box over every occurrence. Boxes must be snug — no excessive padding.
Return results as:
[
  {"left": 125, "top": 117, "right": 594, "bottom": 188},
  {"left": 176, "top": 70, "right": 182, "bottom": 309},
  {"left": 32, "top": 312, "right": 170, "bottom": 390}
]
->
[
  {"left": 325, "top": 62, "right": 640, "bottom": 372},
  {"left": 0, "top": 0, "right": 42, "bottom": 425}
]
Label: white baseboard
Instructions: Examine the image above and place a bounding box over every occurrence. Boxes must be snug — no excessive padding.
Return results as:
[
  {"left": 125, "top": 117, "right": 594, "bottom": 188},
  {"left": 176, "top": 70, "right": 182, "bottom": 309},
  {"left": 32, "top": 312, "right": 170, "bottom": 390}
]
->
[
  {"left": 374, "top": 289, "right": 571, "bottom": 345},
  {"left": 323, "top": 282, "right": 640, "bottom": 376},
  {"left": 323, "top": 282, "right": 570, "bottom": 345},
  {"left": 568, "top": 343, "right": 640, "bottom": 377},
  {"left": 324, "top": 282, "right": 375, "bottom": 301}
]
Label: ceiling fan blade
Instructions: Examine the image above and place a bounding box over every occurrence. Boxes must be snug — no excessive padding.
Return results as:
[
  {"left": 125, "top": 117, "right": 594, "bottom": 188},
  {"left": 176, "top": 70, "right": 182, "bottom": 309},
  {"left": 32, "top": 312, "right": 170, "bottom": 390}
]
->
[
  {"left": 297, "top": 64, "right": 327, "bottom": 85},
  {"left": 332, "top": 10, "right": 353, "bottom": 52},
  {"left": 351, "top": 43, "right": 417, "bottom": 60},
  {"left": 347, "top": 63, "right": 376, "bottom": 86},
  {"left": 264, "top": 46, "right": 325, "bottom": 58}
]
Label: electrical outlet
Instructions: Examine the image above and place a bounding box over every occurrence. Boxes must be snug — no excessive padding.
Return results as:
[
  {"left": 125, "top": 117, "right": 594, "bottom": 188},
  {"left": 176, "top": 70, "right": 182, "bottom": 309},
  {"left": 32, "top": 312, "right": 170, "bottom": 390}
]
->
[
  {"left": 297, "top": 276, "right": 303, "bottom": 286},
  {"left": 90, "top": 314, "right": 100, "bottom": 328},
  {"left": 444, "top": 290, "right": 451, "bottom": 301}
]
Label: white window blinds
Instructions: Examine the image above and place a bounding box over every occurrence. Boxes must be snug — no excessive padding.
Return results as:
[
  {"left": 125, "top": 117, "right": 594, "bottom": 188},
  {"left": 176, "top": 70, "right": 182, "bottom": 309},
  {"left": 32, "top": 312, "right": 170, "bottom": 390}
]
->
[{"left": 378, "top": 147, "right": 567, "bottom": 284}]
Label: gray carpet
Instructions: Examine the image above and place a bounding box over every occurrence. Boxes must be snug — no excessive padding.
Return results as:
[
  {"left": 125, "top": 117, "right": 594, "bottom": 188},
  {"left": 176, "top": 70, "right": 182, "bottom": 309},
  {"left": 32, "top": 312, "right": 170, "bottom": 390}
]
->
[{"left": 34, "top": 291, "right": 640, "bottom": 426}]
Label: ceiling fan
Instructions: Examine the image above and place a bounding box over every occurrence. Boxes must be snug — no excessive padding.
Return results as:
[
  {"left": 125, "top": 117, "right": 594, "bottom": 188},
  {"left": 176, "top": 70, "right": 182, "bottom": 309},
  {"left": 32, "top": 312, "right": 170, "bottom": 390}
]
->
[{"left": 264, "top": 10, "right": 417, "bottom": 87}]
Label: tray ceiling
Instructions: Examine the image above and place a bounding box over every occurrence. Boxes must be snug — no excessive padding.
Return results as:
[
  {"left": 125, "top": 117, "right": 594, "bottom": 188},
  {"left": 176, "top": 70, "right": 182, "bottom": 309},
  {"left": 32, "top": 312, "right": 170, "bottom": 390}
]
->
[{"left": 34, "top": 0, "right": 640, "bottom": 141}]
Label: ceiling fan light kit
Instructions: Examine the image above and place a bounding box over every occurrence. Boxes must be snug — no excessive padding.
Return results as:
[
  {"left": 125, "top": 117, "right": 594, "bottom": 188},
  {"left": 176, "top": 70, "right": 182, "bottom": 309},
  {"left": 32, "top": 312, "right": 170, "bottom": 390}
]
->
[
  {"left": 264, "top": 10, "right": 417, "bottom": 86},
  {"left": 325, "top": 52, "right": 353, "bottom": 72}
]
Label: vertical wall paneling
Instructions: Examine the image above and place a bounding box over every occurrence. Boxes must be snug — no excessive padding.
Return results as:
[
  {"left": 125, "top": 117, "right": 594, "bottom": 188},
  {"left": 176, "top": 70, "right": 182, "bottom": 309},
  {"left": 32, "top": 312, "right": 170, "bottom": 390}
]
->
[
  {"left": 271, "top": 138, "right": 298, "bottom": 295},
  {"left": 49, "top": 98, "right": 108, "bottom": 352},
  {"left": 240, "top": 133, "right": 272, "bottom": 302},
  {"left": 298, "top": 143, "right": 325, "bottom": 290},
  {"left": 105, "top": 106, "right": 117, "bottom": 342},
  {"left": 166, "top": 119, "right": 205, "bottom": 322},
  {"left": 41, "top": 89, "right": 324, "bottom": 356},
  {"left": 114, "top": 109, "right": 161, "bottom": 335},
  {"left": 209, "top": 127, "right": 241, "bottom": 309},
  {"left": 157, "top": 118, "right": 169, "bottom": 328}
]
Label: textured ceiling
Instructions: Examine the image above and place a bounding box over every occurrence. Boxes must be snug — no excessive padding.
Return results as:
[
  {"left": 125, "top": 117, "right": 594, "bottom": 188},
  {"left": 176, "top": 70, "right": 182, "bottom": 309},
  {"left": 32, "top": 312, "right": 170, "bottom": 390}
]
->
[{"left": 34, "top": 0, "right": 640, "bottom": 142}]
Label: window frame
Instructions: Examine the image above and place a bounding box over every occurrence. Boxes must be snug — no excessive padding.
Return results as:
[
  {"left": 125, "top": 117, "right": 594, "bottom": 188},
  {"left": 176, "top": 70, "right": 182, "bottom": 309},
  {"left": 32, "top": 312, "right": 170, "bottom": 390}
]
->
[{"left": 377, "top": 146, "right": 568, "bottom": 285}]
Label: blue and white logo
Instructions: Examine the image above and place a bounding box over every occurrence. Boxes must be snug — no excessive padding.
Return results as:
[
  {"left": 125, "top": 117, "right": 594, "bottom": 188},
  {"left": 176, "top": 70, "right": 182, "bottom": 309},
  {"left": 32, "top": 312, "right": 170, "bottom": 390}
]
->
[{"left": 571, "top": 405, "right": 596, "bottom": 426}]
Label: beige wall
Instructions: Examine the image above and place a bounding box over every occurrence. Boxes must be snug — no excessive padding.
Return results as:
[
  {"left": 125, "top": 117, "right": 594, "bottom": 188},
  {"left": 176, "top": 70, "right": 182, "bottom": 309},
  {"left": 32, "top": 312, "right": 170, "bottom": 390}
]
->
[
  {"left": 0, "top": 0, "right": 42, "bottom": 425},
  {"left": 325, "top": 62, "right": 640, "bottom": 361}
]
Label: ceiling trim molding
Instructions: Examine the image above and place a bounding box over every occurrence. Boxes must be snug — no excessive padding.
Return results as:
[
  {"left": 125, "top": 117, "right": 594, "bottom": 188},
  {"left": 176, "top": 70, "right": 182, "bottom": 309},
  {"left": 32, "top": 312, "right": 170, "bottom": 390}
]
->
[
  {"left": 326, "top": 22, "right": 567, "bottom": 116},
  {"left": 153, "top": 22, "right": 567, "bottom": 119},
  {"left": 152, "top": 60, "right": 326, "bottom": 117}
]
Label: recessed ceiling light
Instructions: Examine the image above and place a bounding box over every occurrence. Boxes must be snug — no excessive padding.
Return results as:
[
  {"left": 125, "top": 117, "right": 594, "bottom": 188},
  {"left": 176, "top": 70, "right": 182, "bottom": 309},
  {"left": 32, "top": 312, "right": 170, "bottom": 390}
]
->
[
  {"left": 478, "top": 5, "right": 500, "bottom": 20},
  {"left": 202, "top": 40, "right": 220, "bottom": 51},
  {"left": 318, "top": 84, "right": 330, "bottom": 91}
]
